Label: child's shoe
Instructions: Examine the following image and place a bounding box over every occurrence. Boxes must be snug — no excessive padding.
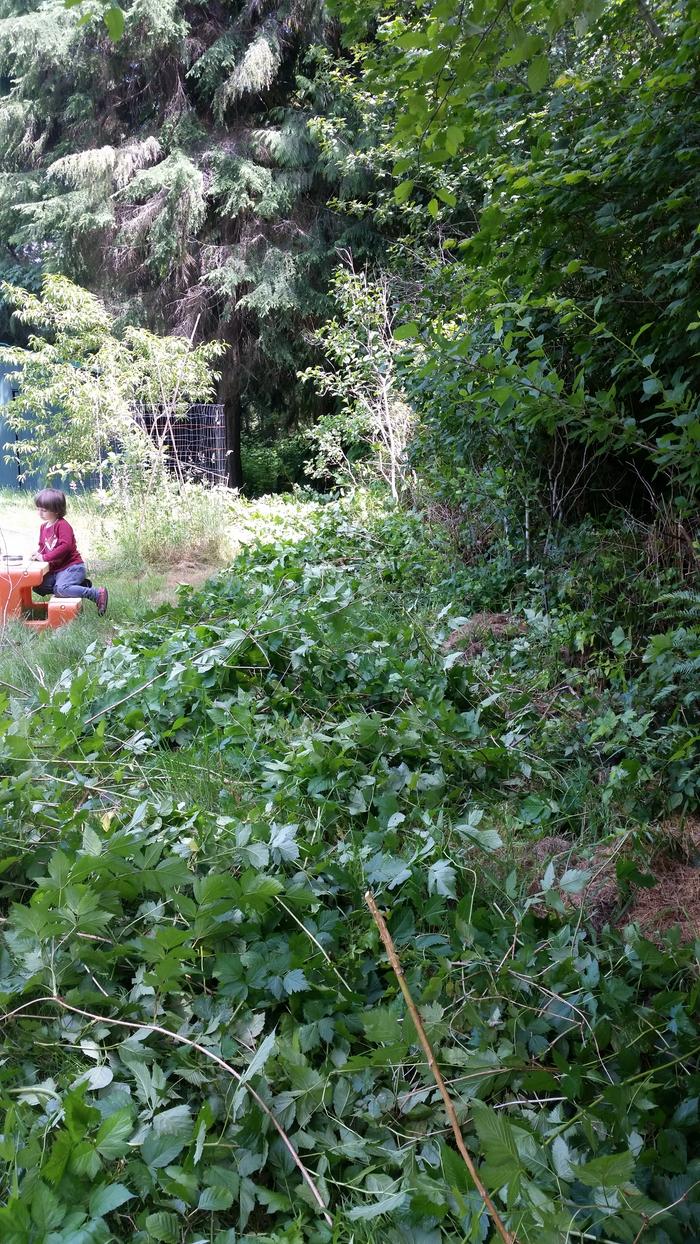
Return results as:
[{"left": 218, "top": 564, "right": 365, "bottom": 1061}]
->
[{"left": 96, "top": 587, "right": 108, "bottom": 616}]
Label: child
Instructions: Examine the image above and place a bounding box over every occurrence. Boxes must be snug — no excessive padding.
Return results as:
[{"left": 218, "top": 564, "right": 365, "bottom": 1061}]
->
[{"left": 31, "top": 488, "right": 108, "bottom": 616}]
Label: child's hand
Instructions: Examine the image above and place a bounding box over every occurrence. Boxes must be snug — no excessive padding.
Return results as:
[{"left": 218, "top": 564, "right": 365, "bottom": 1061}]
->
[{"left": 30, "top": 551, "right": 40, "bottom": 561}]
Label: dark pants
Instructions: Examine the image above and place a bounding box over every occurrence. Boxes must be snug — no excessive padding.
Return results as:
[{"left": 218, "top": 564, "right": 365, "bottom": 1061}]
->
[{"left": 35, "top": 562, "right": 98, "bottom": 604}]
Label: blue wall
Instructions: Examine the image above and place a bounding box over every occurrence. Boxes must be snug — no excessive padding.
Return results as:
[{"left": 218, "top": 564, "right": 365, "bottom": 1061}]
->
[
  {"left": 0, "top": 358, "right": 41, "bottom": 491},
  {"left": 0, "top": 359, "right": 23, "bottom": 489}
]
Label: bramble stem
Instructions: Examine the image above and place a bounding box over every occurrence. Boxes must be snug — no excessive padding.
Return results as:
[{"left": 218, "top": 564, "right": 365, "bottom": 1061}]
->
[{"left": 364, "top": 889, "right": 516, "bottom": 1244}]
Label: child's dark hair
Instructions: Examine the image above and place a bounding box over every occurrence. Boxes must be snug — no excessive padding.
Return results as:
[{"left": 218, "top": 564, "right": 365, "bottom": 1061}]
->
[{"left": 34, "top": 488, "right": 67, "bottom": 518}]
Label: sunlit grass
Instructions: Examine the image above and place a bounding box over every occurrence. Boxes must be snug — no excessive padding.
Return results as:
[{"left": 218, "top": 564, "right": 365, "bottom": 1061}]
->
[
  {"left": 0, "top": 483, "right": 325, "bottom": 700},
  {"left": 0, "top": 570, "right": 163, "bottom": 696}
]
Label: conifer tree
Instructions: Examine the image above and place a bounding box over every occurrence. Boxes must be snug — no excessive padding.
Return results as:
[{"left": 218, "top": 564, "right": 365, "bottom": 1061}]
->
[{"left": 0, "top": 0, "right": 381, "bottom": 485}]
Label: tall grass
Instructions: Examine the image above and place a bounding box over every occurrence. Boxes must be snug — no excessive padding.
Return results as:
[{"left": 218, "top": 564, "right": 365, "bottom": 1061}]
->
[
  {"left": 98, "top": 475, "right": 234, "bottom": 571},
  {"left": 0, "top": 572, "right": 163, "bottom": 696},
  {"left": 136, "top": 746, "right": 238, "bottom": 812}
]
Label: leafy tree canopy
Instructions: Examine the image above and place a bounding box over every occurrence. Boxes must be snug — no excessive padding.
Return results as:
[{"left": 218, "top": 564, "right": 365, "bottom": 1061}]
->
[
  {"left": 0, "top": 273, "right": 223, "bottom": 482},
  {"left": 326, "top": 0, "right": 700, "bottom": 514}
]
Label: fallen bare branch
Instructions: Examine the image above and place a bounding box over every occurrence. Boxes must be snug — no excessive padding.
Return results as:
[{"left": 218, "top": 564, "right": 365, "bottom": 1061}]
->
[{"left": 364, "top": 889, "right": 516, "bottom": 1244}]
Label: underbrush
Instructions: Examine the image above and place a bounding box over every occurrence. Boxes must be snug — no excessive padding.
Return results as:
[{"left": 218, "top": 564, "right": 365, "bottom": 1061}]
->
[
  {"left": 96, "top": 477, "right": 234, "bottom": 572},
  {"left": 0, "top": 491, "right": 698, "bottom": 1243}
]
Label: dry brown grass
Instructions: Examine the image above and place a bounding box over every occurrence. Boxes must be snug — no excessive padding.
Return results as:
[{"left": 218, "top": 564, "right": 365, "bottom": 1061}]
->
[
  {"left": 626, "top": 818, "right": 700, "bottom": 942},
  {"left": 443, "top": 611, "right": 526, "bottom": 660}
]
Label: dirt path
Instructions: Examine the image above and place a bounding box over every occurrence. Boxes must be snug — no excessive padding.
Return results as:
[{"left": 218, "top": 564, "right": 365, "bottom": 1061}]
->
[{"left": 149, "top": 561, "right": 226, "bottom": 603}]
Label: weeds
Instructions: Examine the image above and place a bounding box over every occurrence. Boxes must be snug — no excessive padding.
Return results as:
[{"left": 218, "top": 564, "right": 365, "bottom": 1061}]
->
[
  {"left": 100, "top": 475, "right": 235, "bottom": 572},
  {"left": 0, "top": 490, "right": 697, "bottom": 1242}
]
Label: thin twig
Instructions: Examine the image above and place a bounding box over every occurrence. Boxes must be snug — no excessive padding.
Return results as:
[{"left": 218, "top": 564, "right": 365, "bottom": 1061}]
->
[
  {"left": 637, "top": 1, "right": 664, "bottom": 41},
  {"left": 630, "top": 1177, "right": 700, "bottom": 1243},
  {"left": 0, "top": 678, "right": 28, "bottom": 695},
  {"left": 364, "top": 890, "right": 516, "bottom": 1244},
  {"left": 0, "top": 995, "right": 332, "bottom": 1227},
  {"left": 83, "top": 672, "right": 166, "bottom": 725},
  {"left": 275, "top": 896, "right": 354, "bottom": 995}
]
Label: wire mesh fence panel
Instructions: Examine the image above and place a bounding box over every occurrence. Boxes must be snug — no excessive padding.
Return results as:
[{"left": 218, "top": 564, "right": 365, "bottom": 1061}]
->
[{"left": 136, "top": 404, "right": 228, "bottom": 485}]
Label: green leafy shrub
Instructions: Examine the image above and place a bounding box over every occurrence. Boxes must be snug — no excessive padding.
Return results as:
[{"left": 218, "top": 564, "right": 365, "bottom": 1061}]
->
[
  {"left": 241, "top": 436, "right": 312, "bottom": 497},
  {"left": 0, "top": 275, "right": 222, "bottom": 486},
  {"left": 241, "top": 444, "right": 284, "bottom": 497}
]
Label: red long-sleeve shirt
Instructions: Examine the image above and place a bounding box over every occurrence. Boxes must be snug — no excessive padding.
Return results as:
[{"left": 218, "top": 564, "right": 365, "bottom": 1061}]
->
[{"left": 39, "top": 519, "right": 83, "bottom": 570}]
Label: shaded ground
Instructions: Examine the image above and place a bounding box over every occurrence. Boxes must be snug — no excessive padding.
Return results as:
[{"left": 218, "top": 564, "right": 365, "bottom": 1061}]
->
[
  {"left": 529, "top": 835, "right": 619, "bottom": 930},
  {"left": 443, "top": 611, "right": 526, "bottom": 659}
]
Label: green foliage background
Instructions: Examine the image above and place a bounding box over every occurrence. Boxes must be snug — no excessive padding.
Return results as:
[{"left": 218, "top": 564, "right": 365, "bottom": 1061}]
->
[
  {"left": 0, "top": 0, "right": 385, "bottom": 484},
  {"left": 0, "top": 0, "right": 699, "bottom": 1239}
]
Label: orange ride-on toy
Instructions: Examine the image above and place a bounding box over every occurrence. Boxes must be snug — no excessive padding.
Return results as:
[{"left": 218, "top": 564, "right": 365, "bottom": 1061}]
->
[{"left": 0, "top": 556, "right": 82, "bottom": 632}]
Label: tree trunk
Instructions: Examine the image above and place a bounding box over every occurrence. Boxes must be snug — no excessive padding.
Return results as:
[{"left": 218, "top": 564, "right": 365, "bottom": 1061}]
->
[
  {"left": 226, "top": 389, "right": 243, "bottom": 489},
  {"left": 218, "top": 331, "right": 243, "bottom": 490}
]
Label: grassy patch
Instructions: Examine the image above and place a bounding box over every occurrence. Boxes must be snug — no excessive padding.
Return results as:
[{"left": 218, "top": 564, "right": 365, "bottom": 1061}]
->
[
  {"left": 137, "top": 745, "right": 239, "bottom": 813},
  {"left": 0, "top": 482, "right": 240, "bottom": 692},
  {"left": 0, "top": 570, "right": 163, "bottom": 695}
]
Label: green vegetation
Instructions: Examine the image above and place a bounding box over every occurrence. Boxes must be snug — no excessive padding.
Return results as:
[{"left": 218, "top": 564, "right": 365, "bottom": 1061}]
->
[
  {"left": 0, "top": 0, "right": 698, "bottom": 1240},
  {"left": 0, "top": 492, "right": 698, "bottom": 1241},
  {"left": 0, "top": 583, "right": 148, "bottom": 696},
  {"left": 0, "top": 276, "right": 222, "bottom": 485},
  {"left": 0, "top": 0, "right": 385, "bottom": 484},
  {"left": 329, "top": 0, "right": 700, "bottom": 534},
  {"left": 0, "top": 481, "right": 228, "bottom": 696}
]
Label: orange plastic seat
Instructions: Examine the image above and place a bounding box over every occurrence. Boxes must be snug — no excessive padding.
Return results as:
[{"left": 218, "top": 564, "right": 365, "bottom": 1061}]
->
[
  {"left": 24, "top": 596, "right": 82, "bottom": 632},
  {"left": 0, "top": 561, "right": 83, "bottom": 632}
]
